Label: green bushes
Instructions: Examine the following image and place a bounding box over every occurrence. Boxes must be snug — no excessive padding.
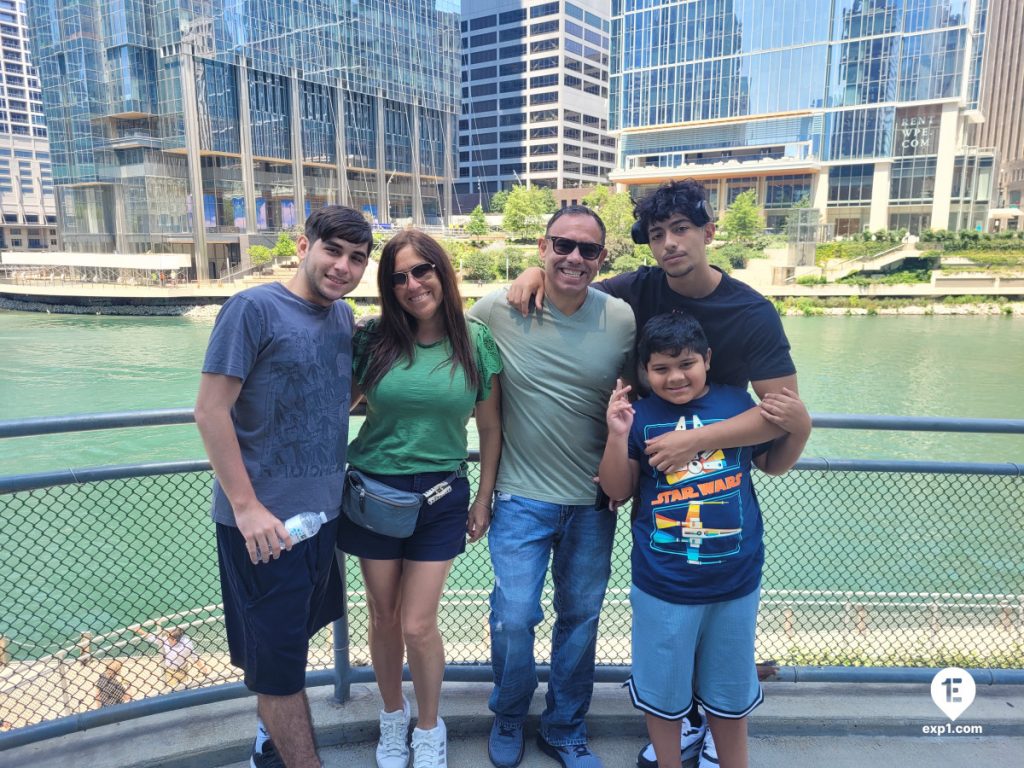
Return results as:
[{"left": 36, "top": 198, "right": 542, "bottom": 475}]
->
[{"left": 920, "top": 229, "right": 1024, "bottom": 251}]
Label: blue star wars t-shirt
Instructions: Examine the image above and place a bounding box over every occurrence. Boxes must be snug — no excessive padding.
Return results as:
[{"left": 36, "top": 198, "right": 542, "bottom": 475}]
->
[{"left": 627, "top": 385, "right": 766, "bottom": 604}]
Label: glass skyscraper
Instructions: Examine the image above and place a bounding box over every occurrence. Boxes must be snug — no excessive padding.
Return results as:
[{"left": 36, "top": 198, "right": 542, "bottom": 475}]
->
[
  {"left": 610, "top": 0, "right": 994, "bottom": 234},
  {"left": 26, "top": 0, "right": 460, "bottom": 279}
]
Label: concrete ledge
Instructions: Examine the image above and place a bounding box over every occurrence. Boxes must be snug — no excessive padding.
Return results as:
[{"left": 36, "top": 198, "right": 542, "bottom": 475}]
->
[{"left": 6, "top": 681, "right": 1023, "bottom": 768}]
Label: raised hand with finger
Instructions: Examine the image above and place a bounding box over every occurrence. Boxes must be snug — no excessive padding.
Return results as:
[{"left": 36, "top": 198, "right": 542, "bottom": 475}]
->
[{"left": 606, "top": 377, "right": 635, "bottom": 437}]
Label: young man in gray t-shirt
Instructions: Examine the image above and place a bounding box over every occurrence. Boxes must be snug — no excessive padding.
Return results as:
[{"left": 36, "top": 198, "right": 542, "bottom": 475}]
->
[
  {"left": 469, "top": 207, "right": 635, "bottom": 768},
  {"left": 196, "top": 205, "right": 371, "bottom": 768}
]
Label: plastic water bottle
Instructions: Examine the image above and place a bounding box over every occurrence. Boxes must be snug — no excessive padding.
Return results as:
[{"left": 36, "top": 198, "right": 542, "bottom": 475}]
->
[{"left": 282, "top": 511, "right": 328, "bottom": 544}]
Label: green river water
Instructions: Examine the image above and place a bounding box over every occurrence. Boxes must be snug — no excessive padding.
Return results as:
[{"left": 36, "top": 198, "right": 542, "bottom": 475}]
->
[{"left": 1, "top": 309, "right": 1021, "bottom": 657}]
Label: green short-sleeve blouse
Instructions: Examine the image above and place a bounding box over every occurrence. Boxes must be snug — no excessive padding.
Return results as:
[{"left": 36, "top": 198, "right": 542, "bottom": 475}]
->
[{"left": 348, "top": 318, "right": 502, "bottom": 475}]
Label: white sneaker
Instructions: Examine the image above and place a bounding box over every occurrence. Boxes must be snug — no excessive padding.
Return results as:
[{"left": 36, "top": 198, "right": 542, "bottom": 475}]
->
[
  {"left": 411, "top": 716, "right": 447, "bottom": 768},
  {"left": 376, "top": 696, "right": 410, "bottom": 768},
  {"left": 698, "top": 729, "right": 719, "bottom": 768}
]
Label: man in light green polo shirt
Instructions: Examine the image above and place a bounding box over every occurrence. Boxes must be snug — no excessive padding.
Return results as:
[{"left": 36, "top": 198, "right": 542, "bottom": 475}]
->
[{"left": 469, "top": 206, "right": 635, "bottom": 768}]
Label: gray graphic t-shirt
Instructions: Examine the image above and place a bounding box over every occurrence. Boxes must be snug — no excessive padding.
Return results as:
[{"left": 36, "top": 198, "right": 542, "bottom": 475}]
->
[{"left": 202, "top": 282, "right": 354, "bottom": 526}]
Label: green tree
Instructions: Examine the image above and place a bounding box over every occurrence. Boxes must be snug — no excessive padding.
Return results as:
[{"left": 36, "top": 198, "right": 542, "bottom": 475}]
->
[
  {"left": 271, "top": 231, "right": 297, "bottom": 261},
  {"left": 462, "top": 249, "right": 499, "bottom": 282},
  {"left": 489, "top": 190, "right": 510, "bottom": 213},
  {"left": 466, "top": 205, "right": 489, "bottom": 238},
  {"left": 502, "top": 185, "right": 552, "bottom": 240},
  {"left": 249, "top": 245, "right": 273, "bottom": 267},
  {"left": 582, "top": 185, "right": 636, "bottom": 264},
  {"left": 720, "top": 190, "right": 765, "bottom": 244}
]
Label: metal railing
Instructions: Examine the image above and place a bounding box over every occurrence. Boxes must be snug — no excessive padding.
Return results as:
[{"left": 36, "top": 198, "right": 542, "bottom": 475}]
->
[{"left": 1, "top": 410, "right": 1022, "bottom": 750}]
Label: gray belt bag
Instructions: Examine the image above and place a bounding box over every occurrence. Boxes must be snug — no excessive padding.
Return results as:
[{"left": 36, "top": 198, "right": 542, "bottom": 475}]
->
[{"left": 343, "top": 465, "right": 467, "bottom": 539}]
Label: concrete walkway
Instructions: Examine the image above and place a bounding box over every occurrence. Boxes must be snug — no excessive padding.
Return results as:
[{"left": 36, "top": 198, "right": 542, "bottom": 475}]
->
[{"left": 5, "top": 681, "right": 1022, "bottom": 768}]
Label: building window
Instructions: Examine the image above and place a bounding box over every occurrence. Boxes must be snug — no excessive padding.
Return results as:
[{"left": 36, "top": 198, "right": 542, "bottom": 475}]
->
[
  {"left": 828, "top": 163, "right": 874, "bottom": 205},
  {"left": 529, "top": 91, "right": 558, "bottom": 105},
  {"left": 499, "top": 9, "right": 526, "bottom": 24},
  {"left": 499, "top": 26, "right": 526, "bottom": 42},
  {"left": 530, "top": 20, "right": 559, "bottom": 36},
  {"left": 530, "top": 2, "right": 559, "bottom": 18},
  {"left": 470, "top": 32, "right": 496, "bottom": 47},
  {"left": 470, "top": 15, "right": 496, "bottom": 30}
]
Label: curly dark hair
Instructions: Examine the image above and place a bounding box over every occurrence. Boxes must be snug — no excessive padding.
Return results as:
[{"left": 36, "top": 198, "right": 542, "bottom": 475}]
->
[{"left": 632, "top": 179, "right": 713, "bottom": 242}]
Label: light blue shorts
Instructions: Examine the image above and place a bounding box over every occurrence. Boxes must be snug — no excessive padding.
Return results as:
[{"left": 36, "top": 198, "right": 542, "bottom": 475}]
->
[{"left": 626, "top": 584, "right": 763, "bottom": 720}]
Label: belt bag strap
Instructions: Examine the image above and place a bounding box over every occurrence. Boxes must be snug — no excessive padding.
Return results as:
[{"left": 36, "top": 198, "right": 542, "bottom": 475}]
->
[{"left": 422, "top": 463, "right": 467, "bottom": 506}]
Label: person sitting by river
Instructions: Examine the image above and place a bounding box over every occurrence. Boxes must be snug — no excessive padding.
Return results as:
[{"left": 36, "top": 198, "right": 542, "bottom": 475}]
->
[
  {"left": 94, "top": 659, "right": 131, "bottom": 707},
  {"left": 131, "top": 625, "right": 210, "bottom": 689},
  {"left": 336, "top": 229, "right": 503, "bottom": 768}
]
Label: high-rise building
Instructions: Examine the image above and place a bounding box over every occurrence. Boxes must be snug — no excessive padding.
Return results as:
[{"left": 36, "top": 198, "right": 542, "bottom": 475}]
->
[
  {"left": 456, "top": 0, "right": 616, "bottom": 213},
  {"left": 974, "top": 0, "right": 1024, "bottom": 212},
  {"left": 0, "top": 0, "right": 56, "bottom": 252},
  {"left": 26, "top": 0, "right": 460, "bottom": 279},
  {"left": 610, "top": 0, "right": 995, "bottom": 235}
]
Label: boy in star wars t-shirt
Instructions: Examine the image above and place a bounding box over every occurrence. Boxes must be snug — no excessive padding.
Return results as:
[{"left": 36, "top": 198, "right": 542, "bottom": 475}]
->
[{"left": 599, "top": 311, "right": 810, "bottom": 768}]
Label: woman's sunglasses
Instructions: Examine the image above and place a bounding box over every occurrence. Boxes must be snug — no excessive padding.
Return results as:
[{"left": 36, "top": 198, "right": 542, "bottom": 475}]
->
[
  {"left": 546, "top": 236, "right": 604, "bottom": 261},
  {"left": 391, "top": 262, "right": 437, "bottom": 286}
]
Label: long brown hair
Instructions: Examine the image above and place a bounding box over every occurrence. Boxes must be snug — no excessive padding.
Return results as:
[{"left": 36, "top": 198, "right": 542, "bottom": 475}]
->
[{"left": 360, "top": 229, "right": 480, "bottom": 392}]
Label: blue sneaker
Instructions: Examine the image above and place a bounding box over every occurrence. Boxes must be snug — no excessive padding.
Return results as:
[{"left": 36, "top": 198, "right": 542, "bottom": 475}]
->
[
  {"left": 536, "top": 733, "right": 603, "bottom": 768},
  {"left": 488, "top": 717, "right": 525, "bottom": 768},
  {"left": 635, "top": 716, "right": 706, "bottom": 768}
]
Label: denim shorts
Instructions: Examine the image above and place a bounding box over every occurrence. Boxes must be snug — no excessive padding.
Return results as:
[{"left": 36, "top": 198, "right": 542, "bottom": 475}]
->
[
  {"left": 336, "top": 469, "right": 470, "bottom": 562},
  {"left": 626, "top": 583, "right": 763, "bottom": 720},
  {"left": 216, "top": 518, "right": 344, "bottom": 696}
]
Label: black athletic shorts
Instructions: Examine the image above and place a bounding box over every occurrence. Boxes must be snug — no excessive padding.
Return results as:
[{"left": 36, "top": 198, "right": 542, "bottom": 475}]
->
[{"left": 216, "top": 517, "right": 343, "bottom": 696}]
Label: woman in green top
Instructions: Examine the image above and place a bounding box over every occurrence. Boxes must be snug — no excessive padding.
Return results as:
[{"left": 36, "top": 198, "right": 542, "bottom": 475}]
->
[{"left": 338, "top": 229, "right": 502, "bottom": 768}]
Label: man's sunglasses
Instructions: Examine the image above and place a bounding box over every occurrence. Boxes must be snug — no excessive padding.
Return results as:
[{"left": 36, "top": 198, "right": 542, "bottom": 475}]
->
[
  {"left": 391, "top": 262, "right": 437, "bottom": 286},
  {"left": 546, "top": 236, "right": 604, "bottom": 261}
]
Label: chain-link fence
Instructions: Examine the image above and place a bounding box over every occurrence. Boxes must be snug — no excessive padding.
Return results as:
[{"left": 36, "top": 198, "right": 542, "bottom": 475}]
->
[{"left": 1, "top": 418, "right": 1022, "bottom": 737}]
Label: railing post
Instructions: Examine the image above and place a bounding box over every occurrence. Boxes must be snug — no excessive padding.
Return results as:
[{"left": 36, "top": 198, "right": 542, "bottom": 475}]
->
[{"left": 333, "top": 552, "right": 352, "bottom": 704}]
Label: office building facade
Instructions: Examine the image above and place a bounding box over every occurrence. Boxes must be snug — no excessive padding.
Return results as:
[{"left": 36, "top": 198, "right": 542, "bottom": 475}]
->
[
  {"left": 974, "top": 0, "right": 1023, "bottom": 212},
  {"left": 0, "top": 0, "right": 56, "bottom": 251},
  {"left": 457, "top": 0, "right": 616, "bottom": 213},
  {"left": 27, "top": 0, "right": 459, "bottom": 279},
  {"left": 610, "top": 0, "right": 994, "bottom": 235}
]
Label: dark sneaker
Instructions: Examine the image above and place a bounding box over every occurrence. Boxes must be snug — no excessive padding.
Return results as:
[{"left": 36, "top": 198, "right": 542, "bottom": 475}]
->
[
  {"left": 536, "top": 733, "right": 604, "bottom": 768},
  {"left": 636, "top": 716, "right": 707, "bottom": 767},
  {"left": 250, "top": 738, "right": 286, "bottom": 768},
  {"left": 488, "top": 717, "right": 525, "bottom": 768}
]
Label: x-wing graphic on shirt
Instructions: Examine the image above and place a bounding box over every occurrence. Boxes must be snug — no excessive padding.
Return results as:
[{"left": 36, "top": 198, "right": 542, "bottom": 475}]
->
[
  {"left": 665, "top": 448, "right": 727, "bottom": 485},
  {"left": 652, "top": 501, "right": 741, "bottom": 564}
]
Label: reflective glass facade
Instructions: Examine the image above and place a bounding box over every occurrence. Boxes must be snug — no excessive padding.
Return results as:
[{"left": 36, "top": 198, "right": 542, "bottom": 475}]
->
[
  {"left": 27, "top": 0, "right": 459, "bottom": 275},
  {"left": 611, "top": 0, "right": 994, "bottom": 233}
]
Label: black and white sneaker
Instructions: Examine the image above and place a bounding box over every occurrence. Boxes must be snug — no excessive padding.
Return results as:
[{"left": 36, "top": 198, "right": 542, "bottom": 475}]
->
[
  {"left": 250, "top": 738, "right": 287, "bottom": 768},
  {"left": 698, "top": 730, "right": 719, "bottom": 767},
  {"left": 635, "top": 717, "right": 706, "bottom": 768}
]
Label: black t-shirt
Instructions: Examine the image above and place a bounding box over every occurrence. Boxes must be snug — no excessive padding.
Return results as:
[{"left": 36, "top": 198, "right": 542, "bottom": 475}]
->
[{"left": 595, "top": 266, "right": 795, "bottom": 388}]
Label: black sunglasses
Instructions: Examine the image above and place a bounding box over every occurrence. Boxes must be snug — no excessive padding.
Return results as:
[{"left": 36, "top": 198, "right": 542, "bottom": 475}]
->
[
  {"left": 546, "top": 236, "right": 604, "bottom": 261},
  {"left": 391, "top": 262, "right": 437, "bottom": 286}
]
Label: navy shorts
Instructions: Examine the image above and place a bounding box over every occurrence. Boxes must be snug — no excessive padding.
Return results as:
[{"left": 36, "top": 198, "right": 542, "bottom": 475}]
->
[
  {"left": 336, "top": 469, "right": 470, "bottom": 561},
  {"left": 216, "top": 518, "right": 344, "bottom": 696}
]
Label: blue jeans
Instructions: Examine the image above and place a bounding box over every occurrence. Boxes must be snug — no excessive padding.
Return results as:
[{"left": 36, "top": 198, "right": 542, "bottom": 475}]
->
[{"left": 487, "top": 492, "right": 616, "bottom": 746}]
